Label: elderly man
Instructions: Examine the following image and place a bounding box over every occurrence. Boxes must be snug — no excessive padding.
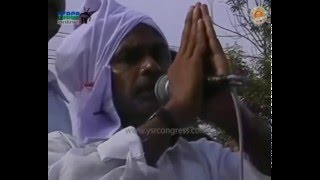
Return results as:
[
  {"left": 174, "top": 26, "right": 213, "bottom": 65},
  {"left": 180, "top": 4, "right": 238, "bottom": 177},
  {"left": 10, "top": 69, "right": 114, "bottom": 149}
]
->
[
  {"left": 48, "top": 0, "right": 71, "bottom": 134},
  {"left": 48, "top": 0, "right": 271, "bottom": 179}
]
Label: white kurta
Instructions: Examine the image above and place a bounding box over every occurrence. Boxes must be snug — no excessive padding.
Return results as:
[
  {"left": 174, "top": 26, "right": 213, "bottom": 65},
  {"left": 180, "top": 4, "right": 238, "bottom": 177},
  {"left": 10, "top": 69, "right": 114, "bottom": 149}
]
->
[{"left": 48, "top": 127, "right": 270, "bottom": 180}]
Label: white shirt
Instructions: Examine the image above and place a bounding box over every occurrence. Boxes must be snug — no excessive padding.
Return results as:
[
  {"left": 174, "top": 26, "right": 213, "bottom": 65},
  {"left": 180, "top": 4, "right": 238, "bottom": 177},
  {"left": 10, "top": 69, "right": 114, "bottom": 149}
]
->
[{"left": 48, "top": 127, "right": 270, "bottom": 180}]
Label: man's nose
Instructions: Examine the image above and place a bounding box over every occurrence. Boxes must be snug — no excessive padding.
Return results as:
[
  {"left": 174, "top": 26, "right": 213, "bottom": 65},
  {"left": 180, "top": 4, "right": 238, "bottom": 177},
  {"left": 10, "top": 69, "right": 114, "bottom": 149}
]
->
[{"left": 139, "top": 55, "right": 162, "bottom": 75}]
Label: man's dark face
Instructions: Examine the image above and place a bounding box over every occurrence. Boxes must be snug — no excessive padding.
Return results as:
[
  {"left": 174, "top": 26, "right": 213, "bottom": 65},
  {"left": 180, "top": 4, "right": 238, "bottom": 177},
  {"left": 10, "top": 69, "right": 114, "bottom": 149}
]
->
[{"left": 111, "top": 23, "right": 171, "bottom": 127}]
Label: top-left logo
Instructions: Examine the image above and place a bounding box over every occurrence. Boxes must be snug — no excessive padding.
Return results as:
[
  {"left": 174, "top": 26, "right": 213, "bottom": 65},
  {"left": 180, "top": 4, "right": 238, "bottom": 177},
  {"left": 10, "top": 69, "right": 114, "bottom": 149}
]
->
[{"left": 57, "top": 7, "right": 96, "bottom": 25}]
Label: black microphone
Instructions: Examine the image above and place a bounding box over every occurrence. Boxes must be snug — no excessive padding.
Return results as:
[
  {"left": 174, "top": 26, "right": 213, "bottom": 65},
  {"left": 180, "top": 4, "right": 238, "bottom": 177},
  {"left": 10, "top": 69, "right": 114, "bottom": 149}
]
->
[{"left": 154, "top": 74, "right": 248, "bottom": 105}]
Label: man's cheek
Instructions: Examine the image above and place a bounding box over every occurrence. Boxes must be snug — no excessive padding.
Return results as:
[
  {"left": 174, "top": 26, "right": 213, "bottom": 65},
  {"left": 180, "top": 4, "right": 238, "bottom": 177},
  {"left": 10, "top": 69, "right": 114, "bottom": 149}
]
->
[{"left": 128, "top": 75, "right": 139, "bottom": 95}]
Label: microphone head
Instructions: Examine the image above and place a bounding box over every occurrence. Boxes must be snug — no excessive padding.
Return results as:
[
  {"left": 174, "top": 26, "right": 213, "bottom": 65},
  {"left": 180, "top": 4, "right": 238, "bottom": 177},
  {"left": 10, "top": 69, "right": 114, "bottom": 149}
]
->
[{"left": 154, "top": 74, "right": 169, "bottom": 105}]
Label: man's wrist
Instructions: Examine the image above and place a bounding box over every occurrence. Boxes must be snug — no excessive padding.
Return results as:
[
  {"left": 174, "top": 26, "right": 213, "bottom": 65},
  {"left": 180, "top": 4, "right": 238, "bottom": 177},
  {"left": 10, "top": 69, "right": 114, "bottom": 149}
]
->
[
  {"left": 164, "top": 101, "right": 196, "bottom": 127},
  {"left": 147, "top": 107, "right": 178, "bottom": 128}
]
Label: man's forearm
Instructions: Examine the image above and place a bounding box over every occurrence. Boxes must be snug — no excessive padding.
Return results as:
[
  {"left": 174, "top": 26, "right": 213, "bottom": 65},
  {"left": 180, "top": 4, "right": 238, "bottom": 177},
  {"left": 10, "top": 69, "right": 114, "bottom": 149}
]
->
[
  {"left": 137, "top": 103, "right": 194, "bottom": 167},
  {"left": 201, "top": 91, "right": 271, "bottom": 176}
]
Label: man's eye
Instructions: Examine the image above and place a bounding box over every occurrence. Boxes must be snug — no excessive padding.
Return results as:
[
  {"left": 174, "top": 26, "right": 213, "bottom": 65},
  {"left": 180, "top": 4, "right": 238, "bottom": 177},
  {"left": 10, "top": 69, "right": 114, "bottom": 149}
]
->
[
  {"left": 117, "top": 50, "right": 144, "bottom": 65},
  {"left": 150, "top": 48, "right": 171, "bottom": 67}
]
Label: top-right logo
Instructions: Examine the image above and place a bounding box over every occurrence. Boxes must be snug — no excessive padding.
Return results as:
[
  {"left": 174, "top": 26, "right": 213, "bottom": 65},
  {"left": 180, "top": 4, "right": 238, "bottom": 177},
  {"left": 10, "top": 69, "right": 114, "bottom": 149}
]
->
[{"left": 250, "top": 6, "right": 269, "bottom": 26}]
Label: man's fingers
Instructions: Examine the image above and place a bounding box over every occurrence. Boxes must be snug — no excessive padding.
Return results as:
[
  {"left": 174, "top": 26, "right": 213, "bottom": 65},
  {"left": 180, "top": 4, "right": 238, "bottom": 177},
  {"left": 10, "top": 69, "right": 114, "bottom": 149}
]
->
[
  {"left": 212, "top": 54, "right": 230, "bottom": 75},
  {"left": 179, "top": 6, "right": 194, "bottom": 54},
  {"left": 202, "top": 5, "right": 229, "bottom": 75},
  {"left": 193, "top": 19, "right": 207, "bottom": 61},
  {"left": 200, "top": 4, "right": 210, "bottom": 19},
  {"left": 201, "top": 4, "right": 223, "bottom": 54},
  {"left": 185, "top": 4, "right": 201, "bottom": 58},
  {"left": 202, "top": 11, "right": 222, "bottom": 53}
]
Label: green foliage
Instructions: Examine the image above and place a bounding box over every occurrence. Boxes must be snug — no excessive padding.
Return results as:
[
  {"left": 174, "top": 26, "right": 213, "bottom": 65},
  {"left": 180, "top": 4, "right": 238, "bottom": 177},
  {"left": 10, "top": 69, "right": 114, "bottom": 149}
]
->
[
  {"left": 204, "top": 0, "right": 271, "bottom": 145},
  {"left": 224, "top": 0, "right": 271, "bottom": 123}
]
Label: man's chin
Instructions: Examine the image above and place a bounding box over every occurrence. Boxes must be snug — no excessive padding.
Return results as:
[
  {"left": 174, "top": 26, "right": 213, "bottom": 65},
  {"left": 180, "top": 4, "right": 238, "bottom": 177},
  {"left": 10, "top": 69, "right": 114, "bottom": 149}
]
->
[
  {"left": 132, "top": 98, "right": 160, "bottom": 119},
  {"left": 123, "top": 101, "right": 159, "bottom": 128},
  {"left": 139, "top": 100, "right": 160, "bottom": 115}
]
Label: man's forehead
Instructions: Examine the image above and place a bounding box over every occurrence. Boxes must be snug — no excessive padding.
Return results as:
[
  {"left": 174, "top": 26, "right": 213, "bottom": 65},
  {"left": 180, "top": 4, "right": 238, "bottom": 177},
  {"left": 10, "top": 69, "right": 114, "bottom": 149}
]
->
[{"left": 117, "top": 24, "right": 167, "bottom": 50}]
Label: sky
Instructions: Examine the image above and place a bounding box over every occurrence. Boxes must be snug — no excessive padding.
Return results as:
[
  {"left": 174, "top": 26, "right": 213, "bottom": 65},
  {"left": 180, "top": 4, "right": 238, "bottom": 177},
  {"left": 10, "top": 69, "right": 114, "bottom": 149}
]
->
[
  {"left": 49, "top": 0, "right": 259, "bottom": 57},
  {"left": 48, "top": 0, "right": 262, "bottom": 101}
]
